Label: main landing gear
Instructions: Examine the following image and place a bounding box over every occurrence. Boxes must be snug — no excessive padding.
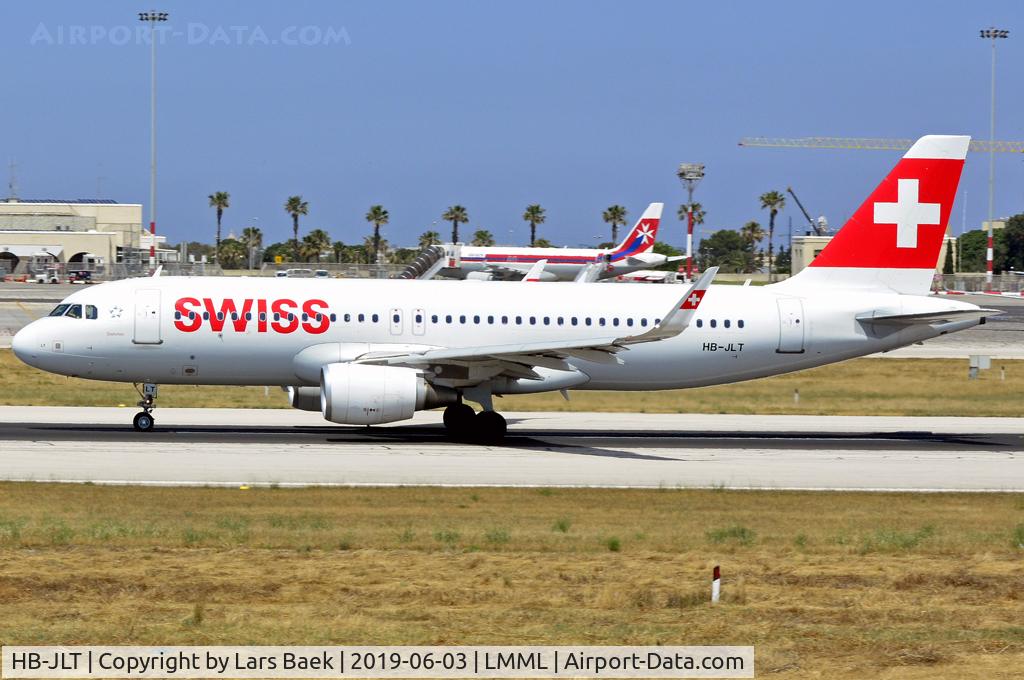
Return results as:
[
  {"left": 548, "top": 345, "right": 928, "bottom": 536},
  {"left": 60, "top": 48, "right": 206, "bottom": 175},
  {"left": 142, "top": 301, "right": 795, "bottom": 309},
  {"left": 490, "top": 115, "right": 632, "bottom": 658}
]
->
[
  {"left": 133, "top": 383, "right": 158, "bottom": 432},
  {"left": 443, "top": 403, "right": 507, "bottom": 443}
]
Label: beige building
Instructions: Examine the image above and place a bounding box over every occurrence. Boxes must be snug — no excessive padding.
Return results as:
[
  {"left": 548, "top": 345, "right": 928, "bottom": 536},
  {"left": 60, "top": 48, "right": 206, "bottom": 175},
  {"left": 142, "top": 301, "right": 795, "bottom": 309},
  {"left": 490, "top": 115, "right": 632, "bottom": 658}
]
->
[
  {"left": 790, "top": 233, "right": 957, "bottom": 275},
  {"left": 0, "top": 198, "right": 167, "bottom": 275}
]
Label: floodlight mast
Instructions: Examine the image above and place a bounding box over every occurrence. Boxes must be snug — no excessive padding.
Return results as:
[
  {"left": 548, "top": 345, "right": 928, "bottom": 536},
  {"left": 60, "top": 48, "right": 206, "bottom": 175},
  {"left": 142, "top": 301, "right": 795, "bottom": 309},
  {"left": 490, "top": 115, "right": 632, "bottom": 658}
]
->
[
  {"left": 980, "top": 26, "right": 1008, "bottom": 288},
  {"left": 676, "top": 162, "right": 704, "bottom": 282},
  {"left": 139, "top": 11, "right": 168, "bottom": 274}
]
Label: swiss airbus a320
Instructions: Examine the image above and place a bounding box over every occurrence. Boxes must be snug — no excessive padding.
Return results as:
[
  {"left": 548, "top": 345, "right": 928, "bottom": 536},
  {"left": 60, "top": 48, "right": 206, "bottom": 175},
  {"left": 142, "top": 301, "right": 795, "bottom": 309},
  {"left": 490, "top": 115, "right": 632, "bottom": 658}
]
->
[{"left": 13, "top": 135, "right": 993, "bottom": 441}]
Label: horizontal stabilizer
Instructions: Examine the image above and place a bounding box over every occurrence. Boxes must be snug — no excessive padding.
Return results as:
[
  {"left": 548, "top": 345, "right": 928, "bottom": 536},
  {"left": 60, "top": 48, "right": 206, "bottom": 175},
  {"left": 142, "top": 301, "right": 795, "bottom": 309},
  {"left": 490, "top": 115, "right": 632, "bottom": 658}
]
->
[{"left": 856, "top": 308, "right": 1001, "bottom": 325}]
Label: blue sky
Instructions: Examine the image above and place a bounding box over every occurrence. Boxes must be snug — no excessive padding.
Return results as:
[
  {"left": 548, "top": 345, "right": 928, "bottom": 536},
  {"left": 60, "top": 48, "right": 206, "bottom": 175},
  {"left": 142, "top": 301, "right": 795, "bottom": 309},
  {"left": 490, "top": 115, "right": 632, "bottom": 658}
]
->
[{"left": 0, "top": 1, "right": 1021, "bottom": 250}]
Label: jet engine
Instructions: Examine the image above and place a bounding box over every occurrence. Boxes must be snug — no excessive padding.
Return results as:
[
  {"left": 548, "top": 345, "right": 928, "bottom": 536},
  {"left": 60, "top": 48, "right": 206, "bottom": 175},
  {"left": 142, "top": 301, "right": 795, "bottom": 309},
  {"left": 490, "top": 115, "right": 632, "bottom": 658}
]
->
[
  {"left": 286, "top": 386, "right": 322, "bottom": 411},
  {"left": 320, "top": 363, "right": 456, "bottom": 425}
]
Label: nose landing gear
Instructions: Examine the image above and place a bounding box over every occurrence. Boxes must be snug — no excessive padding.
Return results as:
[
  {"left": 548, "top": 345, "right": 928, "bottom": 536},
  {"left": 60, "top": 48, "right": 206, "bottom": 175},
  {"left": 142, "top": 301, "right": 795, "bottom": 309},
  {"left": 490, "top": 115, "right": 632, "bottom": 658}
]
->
[{"left": 133, "top": 383, "right": 158, "bottom": 432}]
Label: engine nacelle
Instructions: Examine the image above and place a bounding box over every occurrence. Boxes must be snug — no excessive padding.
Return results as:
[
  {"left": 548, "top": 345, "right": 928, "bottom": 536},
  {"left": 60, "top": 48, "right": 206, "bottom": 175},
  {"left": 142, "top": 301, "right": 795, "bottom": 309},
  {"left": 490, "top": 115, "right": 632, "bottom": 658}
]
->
[
  {"left": 465, "top": 271, "right": 495, "bottom": 281},
  {"left": 286, "top": 386, "right": 322, "bottom": 411},
  {"left": 320, "top": 363, "right": 456, "bottom": 425}
]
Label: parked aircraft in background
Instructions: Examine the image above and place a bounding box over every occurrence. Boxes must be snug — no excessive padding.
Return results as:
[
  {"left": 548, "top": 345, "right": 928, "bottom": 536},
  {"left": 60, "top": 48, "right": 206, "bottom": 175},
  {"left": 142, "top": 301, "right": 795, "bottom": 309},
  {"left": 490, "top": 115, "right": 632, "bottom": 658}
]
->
[
  {"left": 434, "top": 203, "right": 680, "bottom": 281},
  {"left": 13, "top": 136, "right": 993, "bottom": 441}
]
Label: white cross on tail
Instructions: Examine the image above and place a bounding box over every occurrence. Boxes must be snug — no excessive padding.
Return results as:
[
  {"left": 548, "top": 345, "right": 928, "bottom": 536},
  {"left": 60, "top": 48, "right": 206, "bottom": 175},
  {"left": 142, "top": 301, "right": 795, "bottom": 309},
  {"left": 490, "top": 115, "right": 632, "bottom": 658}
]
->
[{"left": 873, "top": 178, "right": 941, "bottom": 249}]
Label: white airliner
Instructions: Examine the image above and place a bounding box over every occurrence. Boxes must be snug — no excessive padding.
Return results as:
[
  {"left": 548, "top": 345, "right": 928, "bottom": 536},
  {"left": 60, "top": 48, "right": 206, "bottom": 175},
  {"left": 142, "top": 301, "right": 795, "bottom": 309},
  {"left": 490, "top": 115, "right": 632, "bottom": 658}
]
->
[
  {"left": 440, "top": 203, "right": 680, "bottom": 281},
  {"left": 12, "top": 135, "right": 993, "bottom": 441}
]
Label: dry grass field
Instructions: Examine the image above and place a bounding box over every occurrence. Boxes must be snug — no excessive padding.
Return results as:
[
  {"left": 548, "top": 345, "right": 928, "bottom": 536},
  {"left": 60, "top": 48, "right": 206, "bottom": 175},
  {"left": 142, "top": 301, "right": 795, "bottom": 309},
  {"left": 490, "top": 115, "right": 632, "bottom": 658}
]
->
[
  {"left": 1, "top": 349, "right": 1022, "bottom": 416},
  {"left": 0, "top": 484, "right": 1022, "bottom": 678}
]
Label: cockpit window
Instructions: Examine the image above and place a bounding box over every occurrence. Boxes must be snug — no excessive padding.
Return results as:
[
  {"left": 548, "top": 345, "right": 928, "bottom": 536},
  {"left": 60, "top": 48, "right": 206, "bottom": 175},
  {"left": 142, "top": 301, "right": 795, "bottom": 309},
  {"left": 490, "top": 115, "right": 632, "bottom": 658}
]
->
[
  {"left": 86, "top": 305, "right": 98, "bottom": 320},
  {"left": 49, "top": 304, "right": 70, "bottom": 317},
  {"left": 64, "top": 304, "right": 83, "bottom": 319}
]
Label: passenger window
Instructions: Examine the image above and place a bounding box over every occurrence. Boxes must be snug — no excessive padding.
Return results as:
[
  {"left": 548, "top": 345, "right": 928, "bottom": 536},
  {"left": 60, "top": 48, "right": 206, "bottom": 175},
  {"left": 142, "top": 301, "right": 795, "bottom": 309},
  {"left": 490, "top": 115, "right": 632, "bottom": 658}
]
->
[
  {"left": 217, "top": 312, "right": 225, "bottom": 321},
  {"left": 415, "top": 313, "right": 422, "bottom": 323},
  {"left": 86, "top": 305, "right": 98, "bottom": 320},
  {"left": 586, "top": 318, "right": 592, "bottom": 326},
  {"left": 203, "top": 312, "right": 210, "bottom": 320},
  {"left": 697, "top": 319, "right": 703, "bottom": 328},
  {"left": 358, "top": 313, "right": 365, "bottom": 322},
  {"left": 557, "top": 317, "right": 564, "bottom": 325},
  {"left": 344, "top": 313, "right": 351, "bottom": 322},
  {"left": 612, "top": 318, "right": 619, "bottom": 327},
  {"left": 65, "top": 304, "right": 82, "bottom": 319},
  {"left": 445, "top": 314, "right": 452, "bottom": 323},
  {"left": 724, "top": 319, "right": 731, "bottom": 328},
  {"left": 738, "top": 320, "right": 745, "bottom": 329},
  {"left": 543, "top": 317, "right": 550, "bottom": 325},
  {"left": 245, "top": 312, "right": 253, "bottom": 321},
  {"left": 627, "top": 318, "right": 634, "bottom": 327},
  {"left": 174, "top": 311, "right": 181, "bottom": 320},
  {"left": 372, "top": 314, "right": 379, "bottom": 323},
  {"left": 710, "top": 319, "right": 717, "bottom": 328},
  {"left": 515, "top": 316, "right": 522, "bottom": 325},
  {"left": 530, "top": 316, "right": 536, "bottom": 325},
  {"left": 189, "top": 312, "right": 197, "bottom": 320},
  {"left": 459, "top": 315, "right": 466, "bottom": 324},
  {"left": 599, "top": 318, "right": 606, "bottom": 326},
  {"left": 487, "top": 315, "right": 494, "bottom": 324},
  {"left": 571, "top": 317, "right": 578, "bottom": 326},
  {"left": 329, "top": 313, "right": 336, "bottom": 322},
  {"left": 274, "top": 313, "right": 281, "bottom": 321},
  {"left": 233, "top": 313, "right": 240, "bottom": 321},
  {"left": 262, "top": 312, "right": 269, "bottom": 322},
  {"left": 640, "top": 318, "right": 647, "bottom": 327},
  {"left": 431, "top": 314, "right": 438, "bottom": 323},
  {"left": 393, "top": 313, "right": 400, "bottom": 323},
  {"left": 473, "top": 315, "right": 480, "bottom": 324},
  {"left": 48, "top": 304, "right": 70, "bottom": 317},
  {"left": 501, "top": 315, "right": 508, "bottom": 324}
]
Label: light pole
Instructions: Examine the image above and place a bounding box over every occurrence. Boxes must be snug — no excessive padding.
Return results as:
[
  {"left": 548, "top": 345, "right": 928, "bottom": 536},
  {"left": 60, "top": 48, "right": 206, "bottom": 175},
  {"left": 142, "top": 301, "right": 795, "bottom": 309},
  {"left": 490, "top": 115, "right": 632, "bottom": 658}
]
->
[
  {"left": 980, "top": 27, "right": 1008, "bottom": 288},
  {"left": 139, "top": 11, "right": 168, "bottom": 273},
  {"left": 676, "top": 163, "right": 705, "bottom": 282}
]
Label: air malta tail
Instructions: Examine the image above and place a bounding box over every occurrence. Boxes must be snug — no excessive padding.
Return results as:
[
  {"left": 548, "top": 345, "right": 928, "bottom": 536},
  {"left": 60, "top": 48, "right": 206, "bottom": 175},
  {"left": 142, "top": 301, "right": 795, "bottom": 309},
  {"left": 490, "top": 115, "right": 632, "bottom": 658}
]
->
[
  {"left": 608, "top": 202, "right": 662, "bottom": 257},
  {"left": 778, "top": 135, "right": 969, "bottom": 295}
]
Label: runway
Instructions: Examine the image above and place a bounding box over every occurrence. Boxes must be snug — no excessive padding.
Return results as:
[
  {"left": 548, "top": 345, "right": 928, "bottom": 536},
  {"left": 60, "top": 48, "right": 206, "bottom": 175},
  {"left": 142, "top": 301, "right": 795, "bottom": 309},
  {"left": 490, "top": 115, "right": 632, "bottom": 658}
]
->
[{"left": 1, "top": 408, "right": 1021, "bottom": 491}]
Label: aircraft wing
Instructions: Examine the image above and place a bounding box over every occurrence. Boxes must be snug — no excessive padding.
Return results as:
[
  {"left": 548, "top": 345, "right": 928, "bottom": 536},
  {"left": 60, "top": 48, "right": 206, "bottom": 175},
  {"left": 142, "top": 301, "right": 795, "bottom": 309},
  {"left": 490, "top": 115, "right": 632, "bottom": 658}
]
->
[{"left": 354, "top": 267, "right": 718, "bottom": 378}]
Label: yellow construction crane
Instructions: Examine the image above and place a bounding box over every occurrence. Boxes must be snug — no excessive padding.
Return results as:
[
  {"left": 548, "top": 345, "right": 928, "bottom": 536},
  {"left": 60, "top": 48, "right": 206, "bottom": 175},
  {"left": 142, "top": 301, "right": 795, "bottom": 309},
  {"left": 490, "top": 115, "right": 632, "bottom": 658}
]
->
[{"left": 739, "top": 137, "right": 1024, "bottom": 153}]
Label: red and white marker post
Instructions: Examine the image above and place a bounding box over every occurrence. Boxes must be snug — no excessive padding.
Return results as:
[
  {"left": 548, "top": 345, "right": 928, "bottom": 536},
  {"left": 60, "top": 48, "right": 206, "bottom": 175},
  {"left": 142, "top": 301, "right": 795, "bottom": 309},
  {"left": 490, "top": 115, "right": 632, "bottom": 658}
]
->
[{"left": 711, "top": 565, "right": 721, "bottom": 603}]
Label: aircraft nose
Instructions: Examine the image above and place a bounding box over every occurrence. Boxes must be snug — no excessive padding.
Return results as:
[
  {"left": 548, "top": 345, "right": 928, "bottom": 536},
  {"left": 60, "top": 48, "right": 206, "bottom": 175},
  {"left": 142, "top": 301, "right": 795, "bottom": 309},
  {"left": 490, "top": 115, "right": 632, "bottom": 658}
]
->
[{"left": 11, "top": 322, "right": 38, "bottom": 364}]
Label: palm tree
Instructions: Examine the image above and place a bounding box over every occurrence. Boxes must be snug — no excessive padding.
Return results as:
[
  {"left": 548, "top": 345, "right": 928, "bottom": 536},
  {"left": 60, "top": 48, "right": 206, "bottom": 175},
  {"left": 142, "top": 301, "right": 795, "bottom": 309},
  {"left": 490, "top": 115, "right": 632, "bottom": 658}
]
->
[
  {"left": 442, "top": 205, "right": 469, "bottom": 243},
  {"left": 302, "top": 229, "right": 332, "bottom": 263},
  {"left": 217, "top": 238, "right": 246, "bottom": 269},
  {"left": 759, "top": 191, "right": 786, "bottom": 281},
  {"left": 284, "top": 196, "right": 309, "bottom": 261},
  {"left": 739, "top": 220, "right": 765, "bottom": 273},
  {"left": 602, "top": 205, "right": 627, "bottom": 244},
  {"left": 471, "top": 229, "right": 495, "bottom": 246},
  {"left": 419, "top": 230, "right": 441, "bottom": 248},
  {"left": 241, "top": 226, "right": 262, "bottom": 250},
  {"left": 365, "top": 205, "right": 389, "bottom": 263},
  {"left": 208, "top": 191, "right": 230, "bottom": 263},
  {"left": 362, "top": 235, "right": 390, "bottom": 263},
  {"left": 332, "top": 240, "right": 346, "bottom": 263},
  {"left": 522, "top": 204, "right": 546, "bottom": 246},
  {"left": 677, "top": 202, "right": 706, "bottom": 227},
  {"left": 533, "top": 237, "right": 553, "bottom": 248}
]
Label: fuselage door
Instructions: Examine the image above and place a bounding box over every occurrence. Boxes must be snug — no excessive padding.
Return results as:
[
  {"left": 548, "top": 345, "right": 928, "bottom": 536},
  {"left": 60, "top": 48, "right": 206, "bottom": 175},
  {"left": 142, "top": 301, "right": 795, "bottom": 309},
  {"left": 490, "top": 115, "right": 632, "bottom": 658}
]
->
[
  {"left": 412, "top": 308, "right": 426, "bottom": 336},
  {"left": 133, "top": 288, "right": 162, "bottom": 345},
  {"left": 389, "top": 307, "right": 403, "bottom": 336},
  {"left": 776, "top": 297, "right": 805, "bottom": 353}
]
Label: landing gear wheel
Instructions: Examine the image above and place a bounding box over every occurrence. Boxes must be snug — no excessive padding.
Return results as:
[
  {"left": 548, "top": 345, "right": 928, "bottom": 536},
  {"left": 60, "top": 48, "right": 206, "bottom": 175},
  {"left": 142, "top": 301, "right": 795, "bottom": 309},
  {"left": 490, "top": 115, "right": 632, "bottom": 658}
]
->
[
  {"left": 443, "top": 403, "right": 476, "bottom": 433},
  {"left": 474, "top": 411, "right": 507, "bottom": 443},
  {"left": 133, "top": 411, "right": 155, "bottom": 432}
]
